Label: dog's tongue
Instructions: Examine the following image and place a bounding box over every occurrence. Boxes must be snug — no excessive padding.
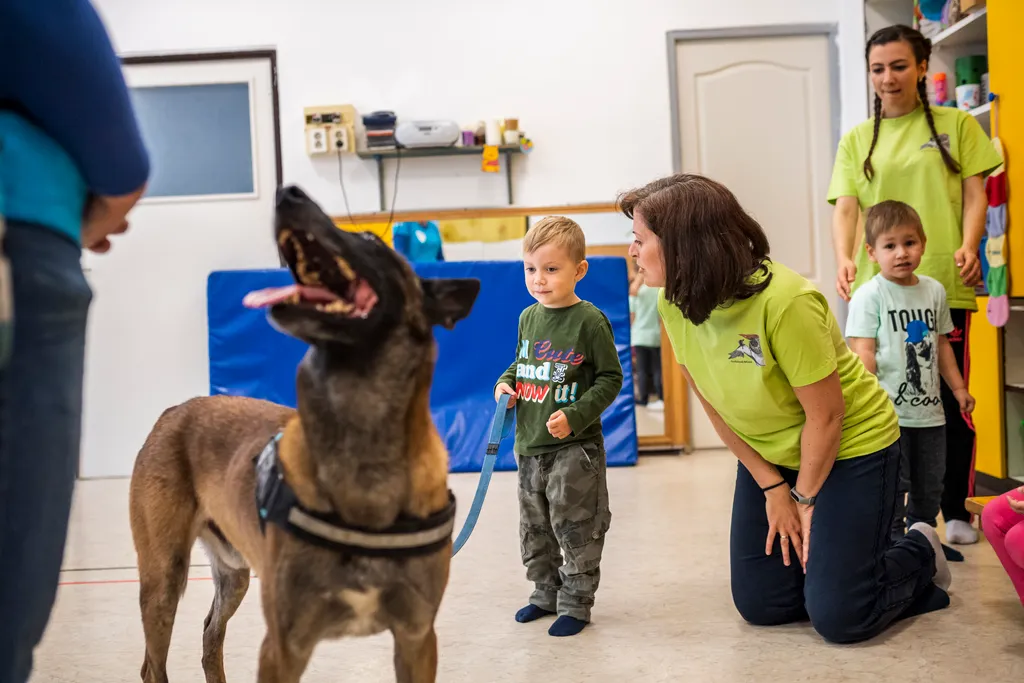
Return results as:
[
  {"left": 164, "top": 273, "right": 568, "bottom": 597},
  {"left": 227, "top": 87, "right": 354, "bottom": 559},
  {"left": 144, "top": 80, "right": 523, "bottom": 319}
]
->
[{"left": 242, "top": 285, "right": 337, "bottom": 309}]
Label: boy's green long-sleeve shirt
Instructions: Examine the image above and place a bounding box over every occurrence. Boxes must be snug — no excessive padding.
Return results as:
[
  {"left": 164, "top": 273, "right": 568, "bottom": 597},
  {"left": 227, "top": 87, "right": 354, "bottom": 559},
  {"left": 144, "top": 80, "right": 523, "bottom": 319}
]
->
[{"left": 495, "top": 301, "right": 623, "bottom": 456}]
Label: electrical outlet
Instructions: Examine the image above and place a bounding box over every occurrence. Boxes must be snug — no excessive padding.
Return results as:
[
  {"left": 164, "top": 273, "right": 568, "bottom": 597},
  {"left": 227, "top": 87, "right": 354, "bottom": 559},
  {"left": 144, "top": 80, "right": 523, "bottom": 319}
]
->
[
  {"left": 306, "top": 126, "right": 329, "bottom": 155},
  {"left": 330, "top": 125, "right": 350, "bottom": 152}
]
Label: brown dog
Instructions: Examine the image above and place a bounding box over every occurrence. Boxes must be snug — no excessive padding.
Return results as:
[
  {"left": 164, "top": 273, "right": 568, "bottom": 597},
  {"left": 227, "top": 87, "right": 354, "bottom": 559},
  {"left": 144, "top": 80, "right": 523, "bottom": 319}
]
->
[{"left": 129, "top": 185, "right": 479, "bottom": 683}]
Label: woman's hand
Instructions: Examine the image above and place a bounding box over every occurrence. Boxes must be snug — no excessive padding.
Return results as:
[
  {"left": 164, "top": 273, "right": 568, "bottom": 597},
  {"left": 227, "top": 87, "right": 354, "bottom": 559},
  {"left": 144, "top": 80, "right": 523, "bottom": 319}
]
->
[
  {"left": 765, "top": 486, "right": 804, "bottom": 569},
  {"left": 954, "top": 246, "right": 982, "bottom": 288},
  {"left": 836, "top": 258, "right": 857, "bottom": 302},
  {"left": 831, "top": 196, "right": 860, "bottom": 302},
  {"left": 82, "top": 213, "right": 129, "bottom": 254},
  {"left": 81, "top": 186, "right": 146, "bottom": 254},
  {"left": 797, "top": 504, "right": 814, "bottom": 573}
]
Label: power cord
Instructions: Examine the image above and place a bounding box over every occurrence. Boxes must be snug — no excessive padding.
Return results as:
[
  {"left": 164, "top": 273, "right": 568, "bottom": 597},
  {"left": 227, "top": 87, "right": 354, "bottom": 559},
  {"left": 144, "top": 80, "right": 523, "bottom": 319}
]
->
[
  {"left": 335, "top": 144, "right": 400, "bottom": 245},
  {"left": 385, "top": 148, "right": 401, "bottom": 243},
  {"left": 336, "top": 148, "right": 354, "bottom": 225}
]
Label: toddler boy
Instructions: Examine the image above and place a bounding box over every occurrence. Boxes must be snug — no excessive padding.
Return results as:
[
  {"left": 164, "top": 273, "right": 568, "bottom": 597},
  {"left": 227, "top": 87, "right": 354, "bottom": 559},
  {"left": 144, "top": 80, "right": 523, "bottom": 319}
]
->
[
  {"left": 494, "top": 216, "right": 623, "bottom": 637},
  {"left": 845, "top": 200, "right": 975, "bottom": 545}
]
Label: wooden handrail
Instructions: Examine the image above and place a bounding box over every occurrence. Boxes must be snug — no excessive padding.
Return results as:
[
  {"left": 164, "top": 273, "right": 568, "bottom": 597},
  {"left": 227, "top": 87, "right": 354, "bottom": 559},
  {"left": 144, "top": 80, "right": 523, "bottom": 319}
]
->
[{"left": 332, "top": 202, "right": 620, "bottom": 225}]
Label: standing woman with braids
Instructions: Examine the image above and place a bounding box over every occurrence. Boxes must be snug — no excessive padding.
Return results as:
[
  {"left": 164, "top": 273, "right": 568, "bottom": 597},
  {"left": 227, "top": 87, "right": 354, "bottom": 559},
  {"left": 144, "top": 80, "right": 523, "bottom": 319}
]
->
[{"left": 828, "top": 25, "right": 1003, "bottom": 549}]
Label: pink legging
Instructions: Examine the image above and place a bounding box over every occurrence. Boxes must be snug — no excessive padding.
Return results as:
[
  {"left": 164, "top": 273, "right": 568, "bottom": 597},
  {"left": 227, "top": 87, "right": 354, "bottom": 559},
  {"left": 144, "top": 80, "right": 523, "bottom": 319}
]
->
[{"left": 981, "top": 488, "right": 1024, "bottom": 605}]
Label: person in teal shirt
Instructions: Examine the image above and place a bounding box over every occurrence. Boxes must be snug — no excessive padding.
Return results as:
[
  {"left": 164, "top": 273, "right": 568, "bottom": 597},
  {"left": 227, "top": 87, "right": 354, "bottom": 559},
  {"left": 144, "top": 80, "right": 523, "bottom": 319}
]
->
[
  {"left": 0, "top": 2, "right": 150, "bottom": 680},
  {"left": 628, "top": 275, "right": 662, "bottom": 407}
]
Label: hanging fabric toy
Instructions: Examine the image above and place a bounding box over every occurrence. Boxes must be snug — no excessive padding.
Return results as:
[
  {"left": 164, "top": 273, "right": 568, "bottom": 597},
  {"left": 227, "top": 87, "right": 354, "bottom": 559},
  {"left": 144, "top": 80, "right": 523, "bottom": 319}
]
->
[{"left": 983, "top": 93, "right": 1009, "bottom": 327}]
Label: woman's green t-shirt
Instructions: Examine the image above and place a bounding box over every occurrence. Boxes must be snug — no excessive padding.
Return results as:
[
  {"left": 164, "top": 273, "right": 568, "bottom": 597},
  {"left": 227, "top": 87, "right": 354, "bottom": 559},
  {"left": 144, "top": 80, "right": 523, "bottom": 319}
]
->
[
  {"left": 657, "top": 261, "right": 899, "bottom": 470},
  {"left": 827, "top": 104, "right": 1003, "bottom": 311}
]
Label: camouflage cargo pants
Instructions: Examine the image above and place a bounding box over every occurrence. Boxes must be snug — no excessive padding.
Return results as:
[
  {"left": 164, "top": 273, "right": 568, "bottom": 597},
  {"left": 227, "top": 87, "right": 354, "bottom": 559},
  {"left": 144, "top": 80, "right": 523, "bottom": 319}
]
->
[{"left": 517, "top": 441, "right": 611, "bottom": 622}]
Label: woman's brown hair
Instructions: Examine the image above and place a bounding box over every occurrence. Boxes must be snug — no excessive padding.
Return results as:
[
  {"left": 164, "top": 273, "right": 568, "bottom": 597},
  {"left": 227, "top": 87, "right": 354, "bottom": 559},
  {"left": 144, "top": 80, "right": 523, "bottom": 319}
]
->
[
  {"left": 863, "top": 24, "right": 961, "bottom": 181},
  {"left": 617, "top": 173, "right": 772, "bottom": 325}
]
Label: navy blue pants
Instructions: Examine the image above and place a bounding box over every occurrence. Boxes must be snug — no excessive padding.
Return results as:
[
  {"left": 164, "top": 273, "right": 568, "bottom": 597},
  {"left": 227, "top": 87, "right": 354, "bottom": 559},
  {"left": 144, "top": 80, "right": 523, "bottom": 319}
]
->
[
  {"left": 730, "top": 440, "right": 949, "bottom": 644},
  {"left": 0, "top": 221, "right": 92, "bottom": 682}
]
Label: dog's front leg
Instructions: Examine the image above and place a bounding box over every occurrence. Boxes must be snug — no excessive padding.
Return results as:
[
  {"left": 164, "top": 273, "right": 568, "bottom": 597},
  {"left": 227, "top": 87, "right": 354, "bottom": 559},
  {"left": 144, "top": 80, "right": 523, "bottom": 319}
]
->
[
  {"left": 392, "top": 626, "right": 438, "bottom": 683},
  {"left": 256, "top": 631, "right": 314, "bottom": 683}
]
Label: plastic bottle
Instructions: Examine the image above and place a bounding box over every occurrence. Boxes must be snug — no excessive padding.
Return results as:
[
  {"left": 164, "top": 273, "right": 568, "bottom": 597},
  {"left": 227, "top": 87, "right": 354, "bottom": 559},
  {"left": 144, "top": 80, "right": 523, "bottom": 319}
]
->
[{"left": 934, "top": 72, "right": 949, "bottom": 106}]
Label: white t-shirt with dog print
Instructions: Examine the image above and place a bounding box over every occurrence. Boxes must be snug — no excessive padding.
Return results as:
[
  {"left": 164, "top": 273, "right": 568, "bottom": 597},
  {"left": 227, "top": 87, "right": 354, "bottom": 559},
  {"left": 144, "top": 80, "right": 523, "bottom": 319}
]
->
[{"left": 845, "top": 273, "right": 954, "bottom": 428}]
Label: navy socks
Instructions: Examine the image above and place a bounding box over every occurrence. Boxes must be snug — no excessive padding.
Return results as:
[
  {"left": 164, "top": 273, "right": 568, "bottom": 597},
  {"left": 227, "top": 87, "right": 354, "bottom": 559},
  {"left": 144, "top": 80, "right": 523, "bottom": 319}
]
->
[
  {"left": 515, "top": 605, "right": 589, "bottom": 636},
  {"left": 941, "top": 543, "right": 965, "bottom": 562},
  {"left": 548, "top": 615, "right": 587, "bottom": 637},
  {"left": 515, "top": 604, "right": 554, "bottom": 623}
]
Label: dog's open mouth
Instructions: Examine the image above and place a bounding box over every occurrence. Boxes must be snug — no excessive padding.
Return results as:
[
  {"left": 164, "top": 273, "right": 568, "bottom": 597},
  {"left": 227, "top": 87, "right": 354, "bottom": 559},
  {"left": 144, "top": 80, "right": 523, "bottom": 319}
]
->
[{"left": 242, "top": 228, "right": 379, "bottom": 318}]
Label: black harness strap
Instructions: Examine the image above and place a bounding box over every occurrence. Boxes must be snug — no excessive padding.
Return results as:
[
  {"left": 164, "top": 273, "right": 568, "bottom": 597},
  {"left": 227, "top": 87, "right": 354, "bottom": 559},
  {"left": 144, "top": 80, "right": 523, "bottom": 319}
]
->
[{"left": 254, "top": 433, "right": 456, "bottom": 558}]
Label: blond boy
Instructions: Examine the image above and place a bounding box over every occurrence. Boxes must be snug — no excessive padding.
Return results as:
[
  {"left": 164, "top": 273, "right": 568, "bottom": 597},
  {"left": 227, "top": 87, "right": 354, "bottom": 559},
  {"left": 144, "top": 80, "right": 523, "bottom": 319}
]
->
[{"left": 494, "top": 216, "right": 623, "bottom": 637}]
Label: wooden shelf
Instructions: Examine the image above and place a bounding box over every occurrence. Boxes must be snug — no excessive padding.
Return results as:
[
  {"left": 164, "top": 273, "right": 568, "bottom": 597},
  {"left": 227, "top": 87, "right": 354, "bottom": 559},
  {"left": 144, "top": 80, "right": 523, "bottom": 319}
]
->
[
  {"left": 355, "top": 144, "right": 525, "bottom": 211},
  {"left": 355, "top": 144, "right": 522, "bottom": 160},
  {"left": 333, "top": 201, "right": 618, "bottom": 226},
  {"left": 970, "top": 101, "right": 991, "bottom": 129},
  {"left": 932, "top": 8, "right": 987, "bottom": 49}
]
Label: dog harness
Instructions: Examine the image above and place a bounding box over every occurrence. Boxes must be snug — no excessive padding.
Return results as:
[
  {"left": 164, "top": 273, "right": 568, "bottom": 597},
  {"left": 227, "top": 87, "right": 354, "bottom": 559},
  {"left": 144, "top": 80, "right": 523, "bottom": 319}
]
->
[{"left": 254, "top": 433, "right": 457, "bottom": 558}]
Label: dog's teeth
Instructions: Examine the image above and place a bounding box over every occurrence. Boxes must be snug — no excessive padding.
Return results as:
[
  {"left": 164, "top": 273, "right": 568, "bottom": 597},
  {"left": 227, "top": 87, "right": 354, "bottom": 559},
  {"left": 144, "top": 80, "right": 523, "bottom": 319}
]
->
[
  {"left": 335, "top": 257, "right": 356, "bottom": 281},
  {"left": 317, "top": 299, "right": 354, "bottom": 314}
]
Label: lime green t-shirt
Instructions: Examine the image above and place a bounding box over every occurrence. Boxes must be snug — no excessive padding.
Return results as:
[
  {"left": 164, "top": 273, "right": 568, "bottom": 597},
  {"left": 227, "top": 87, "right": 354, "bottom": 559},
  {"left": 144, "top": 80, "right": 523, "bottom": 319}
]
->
[
  {"left": 827, "top": 104, "right": 1003, "bottom": 311},
  {"left": 657, "top": 261, "right": 899, "bottom": 470}
]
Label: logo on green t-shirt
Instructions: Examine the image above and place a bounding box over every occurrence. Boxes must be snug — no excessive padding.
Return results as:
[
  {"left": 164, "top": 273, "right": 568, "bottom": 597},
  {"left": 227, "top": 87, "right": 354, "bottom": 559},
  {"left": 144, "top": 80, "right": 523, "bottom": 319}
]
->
[
  {"left": 920, "top": 133, "right": 950, "bottom": 152},
  {"left": 727, "top": 334, "right": 765, "bottom": 367}
]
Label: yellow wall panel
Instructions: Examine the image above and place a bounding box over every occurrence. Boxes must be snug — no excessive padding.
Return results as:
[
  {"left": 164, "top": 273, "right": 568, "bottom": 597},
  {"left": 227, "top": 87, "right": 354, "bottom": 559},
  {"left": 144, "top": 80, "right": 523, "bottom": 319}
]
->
[
  {"left": 334, "top": 220, "right": 393, "bottom": 247},
  {"left": 438, "top": 217, "right": 527, "bottom": 244},
  {"left": 970, "top": 298, "right": 1007, "bottom": 478},
  {"left": 989, "top": 0, "right": 1024, "bottom": 296}
]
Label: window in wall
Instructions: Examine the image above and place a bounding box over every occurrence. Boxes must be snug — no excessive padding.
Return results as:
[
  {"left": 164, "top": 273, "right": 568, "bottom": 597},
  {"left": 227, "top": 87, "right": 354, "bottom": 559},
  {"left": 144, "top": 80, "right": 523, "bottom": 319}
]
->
[{"left": 129, "top": 82, "right": 255, "bottom": 199}]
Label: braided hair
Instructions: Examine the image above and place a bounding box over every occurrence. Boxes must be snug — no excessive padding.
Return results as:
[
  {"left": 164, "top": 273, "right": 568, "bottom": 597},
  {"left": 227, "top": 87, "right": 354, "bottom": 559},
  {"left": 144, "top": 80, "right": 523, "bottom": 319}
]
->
[{"left": 863, "top": 24, "right": 962, "bottom": 182}]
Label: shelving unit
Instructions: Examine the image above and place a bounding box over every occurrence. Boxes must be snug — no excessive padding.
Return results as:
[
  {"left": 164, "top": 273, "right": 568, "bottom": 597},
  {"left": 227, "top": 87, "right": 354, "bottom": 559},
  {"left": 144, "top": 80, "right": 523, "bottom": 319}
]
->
[
  {"left": 1000, "top": 300, "right": 1024, "bottom": 482},
  {"left": 931, "top": 7, "right": 988, "bottom": 48},
  {"left": 355, "top": 144, "right": 524, "bottom": 211},
  {"left": 969, "top": 101, "right": 991, "bottom": 127}
]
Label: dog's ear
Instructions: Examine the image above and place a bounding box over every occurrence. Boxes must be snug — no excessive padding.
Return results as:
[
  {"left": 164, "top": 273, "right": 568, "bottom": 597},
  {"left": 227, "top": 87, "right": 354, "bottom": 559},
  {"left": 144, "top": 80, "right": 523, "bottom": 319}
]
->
[{"left": 420, "top": 278, "right": 480, "bottom": 329}]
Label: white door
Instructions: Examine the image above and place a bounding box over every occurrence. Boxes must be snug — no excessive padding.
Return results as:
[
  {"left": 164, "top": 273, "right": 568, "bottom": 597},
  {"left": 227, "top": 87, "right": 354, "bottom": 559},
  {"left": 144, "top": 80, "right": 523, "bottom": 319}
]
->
[
  {"left": 80, "top": 56, "right": 280, "bottom": 477},
  {"left": 672, "top": 31, "right": 838, "bottom": 450}
]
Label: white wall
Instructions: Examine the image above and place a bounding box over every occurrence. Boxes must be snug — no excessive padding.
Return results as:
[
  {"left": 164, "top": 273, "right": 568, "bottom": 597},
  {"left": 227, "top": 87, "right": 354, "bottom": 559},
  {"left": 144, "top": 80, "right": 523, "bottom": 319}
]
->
[{"left": 93, "top": 0, "right": 867, "bottom": 228}]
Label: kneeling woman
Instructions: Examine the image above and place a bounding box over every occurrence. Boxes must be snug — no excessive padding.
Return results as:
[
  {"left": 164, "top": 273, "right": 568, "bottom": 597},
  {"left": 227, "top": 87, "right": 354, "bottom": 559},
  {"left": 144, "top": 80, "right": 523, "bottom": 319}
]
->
[{"left": 621, "top": 173, "right": 951, "bottom": 643}]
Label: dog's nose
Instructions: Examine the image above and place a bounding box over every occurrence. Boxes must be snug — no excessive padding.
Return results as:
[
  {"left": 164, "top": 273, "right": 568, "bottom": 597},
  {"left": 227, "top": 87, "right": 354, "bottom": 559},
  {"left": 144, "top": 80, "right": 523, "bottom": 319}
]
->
[{"left": 276, "top": 185, "right": 308, "bottom": 207}]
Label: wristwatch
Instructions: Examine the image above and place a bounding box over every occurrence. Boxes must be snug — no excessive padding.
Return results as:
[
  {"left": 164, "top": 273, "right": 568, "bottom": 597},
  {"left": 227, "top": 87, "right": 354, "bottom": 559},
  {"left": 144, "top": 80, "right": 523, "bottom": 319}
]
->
[{"left": 790, "top": 487, "right": 816, "bottom": 506}]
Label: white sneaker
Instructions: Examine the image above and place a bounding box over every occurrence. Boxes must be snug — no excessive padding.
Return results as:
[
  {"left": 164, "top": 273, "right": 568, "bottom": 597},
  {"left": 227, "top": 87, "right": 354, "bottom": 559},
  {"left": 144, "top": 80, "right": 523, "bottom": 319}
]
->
[
  {"left": 910, "top": 522, "right": 952, "bottom": 591},
  {"left": 945, "top": 519, "right": 978, "bottom": 545},
  {"left": 647, "top": 400, "right": 664, "bottom": 411}
]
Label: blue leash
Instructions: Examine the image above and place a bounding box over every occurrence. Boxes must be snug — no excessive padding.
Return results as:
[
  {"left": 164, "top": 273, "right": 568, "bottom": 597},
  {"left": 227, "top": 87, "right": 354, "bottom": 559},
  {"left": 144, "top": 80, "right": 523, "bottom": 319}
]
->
[{"left": 452, "top": 394, "right": 515, "bottom": 556}]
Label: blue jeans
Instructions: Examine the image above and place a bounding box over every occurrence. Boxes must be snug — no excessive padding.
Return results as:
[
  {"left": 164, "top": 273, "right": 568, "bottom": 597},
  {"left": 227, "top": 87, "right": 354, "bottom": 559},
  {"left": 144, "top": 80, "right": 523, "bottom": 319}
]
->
[
  {"left": 730, "top": 440, "right": 948, "bottom": 644},
  {"left": 0, "top": 221, "right": 92, "bottom": 682}
]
